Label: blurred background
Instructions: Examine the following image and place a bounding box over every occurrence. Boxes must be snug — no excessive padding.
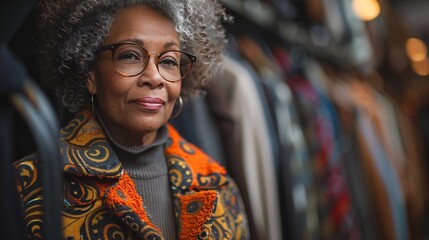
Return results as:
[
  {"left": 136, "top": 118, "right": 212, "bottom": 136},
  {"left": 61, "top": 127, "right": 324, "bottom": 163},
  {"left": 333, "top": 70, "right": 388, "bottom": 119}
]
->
[
  {"left": 172, "top": 0, "right": 429, "bottom": 239},
  {"left": 3, "top": 0, "right": 429, "bottom": 239}
]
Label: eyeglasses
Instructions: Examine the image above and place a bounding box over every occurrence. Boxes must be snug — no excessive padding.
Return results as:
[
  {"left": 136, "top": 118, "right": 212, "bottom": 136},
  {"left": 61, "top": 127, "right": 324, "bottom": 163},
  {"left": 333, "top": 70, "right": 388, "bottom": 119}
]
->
[{"left": 97, "top": 42, "right": 197, "bottom": 82}]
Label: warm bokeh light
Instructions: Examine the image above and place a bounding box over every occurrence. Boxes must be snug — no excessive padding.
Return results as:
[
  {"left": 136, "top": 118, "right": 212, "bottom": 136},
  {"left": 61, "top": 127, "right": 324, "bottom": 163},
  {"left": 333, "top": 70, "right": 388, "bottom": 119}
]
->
[
  {"left": 411, "top": 58, "right": 429, "bottom": 76},
  {"left": 405, "top": 38, "right": 427, "bottom": 62},
  {"left": 352, "top": 0, "right": 381, "bottom": 21}
]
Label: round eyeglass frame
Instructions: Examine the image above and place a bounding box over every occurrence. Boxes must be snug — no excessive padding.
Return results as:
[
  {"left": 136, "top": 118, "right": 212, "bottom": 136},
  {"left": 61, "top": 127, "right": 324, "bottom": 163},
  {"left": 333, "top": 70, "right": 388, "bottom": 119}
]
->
[{"left": 96, "top": 42, "right": 197, "bottom": 82}]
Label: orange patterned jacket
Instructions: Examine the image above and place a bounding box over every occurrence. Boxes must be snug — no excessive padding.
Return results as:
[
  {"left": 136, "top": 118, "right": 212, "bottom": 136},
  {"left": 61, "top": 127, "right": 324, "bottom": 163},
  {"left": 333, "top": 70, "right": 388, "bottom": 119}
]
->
[{"left": 14, "top": 110, "right": 249, "bottom": 239}]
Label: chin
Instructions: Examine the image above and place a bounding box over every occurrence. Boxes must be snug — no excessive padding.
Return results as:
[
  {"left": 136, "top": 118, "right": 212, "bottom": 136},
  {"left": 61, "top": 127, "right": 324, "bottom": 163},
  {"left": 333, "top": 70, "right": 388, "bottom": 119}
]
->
[{"left": 132, "top": 118, "right": 163, "bottom": 131}]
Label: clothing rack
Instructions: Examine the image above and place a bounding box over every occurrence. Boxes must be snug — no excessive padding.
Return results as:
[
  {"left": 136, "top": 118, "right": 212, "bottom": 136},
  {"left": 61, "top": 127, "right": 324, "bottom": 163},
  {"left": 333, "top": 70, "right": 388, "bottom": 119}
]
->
[{"left": 172, "top": 1, "right": 429, "bottom": 239}]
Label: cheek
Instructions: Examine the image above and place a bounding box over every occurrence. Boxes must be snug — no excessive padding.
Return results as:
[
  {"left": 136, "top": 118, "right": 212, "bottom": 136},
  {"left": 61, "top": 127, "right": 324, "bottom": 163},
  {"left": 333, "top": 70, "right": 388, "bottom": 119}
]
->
[
  {"left": 95, "top": 72, "right": 131, "bottom": 107},
  {"left": 95, "top": 66, "right": 124, "bottom": 94},
  {"left": 166, "top": 83, "right": 182, "bottom": 112},
  {"left": 167, "top": 83, "right": 181, "bottom": 102}
]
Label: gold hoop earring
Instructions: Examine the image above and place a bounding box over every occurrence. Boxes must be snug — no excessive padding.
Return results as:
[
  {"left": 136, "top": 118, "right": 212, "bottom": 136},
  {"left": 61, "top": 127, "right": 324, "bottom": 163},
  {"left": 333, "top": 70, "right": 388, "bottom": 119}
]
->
[
  {"left": 170, "top": 96, "right": 183, "bottom": 119},
  {"left": 91, "top": 94, "right": 95, "bottom": 113}
]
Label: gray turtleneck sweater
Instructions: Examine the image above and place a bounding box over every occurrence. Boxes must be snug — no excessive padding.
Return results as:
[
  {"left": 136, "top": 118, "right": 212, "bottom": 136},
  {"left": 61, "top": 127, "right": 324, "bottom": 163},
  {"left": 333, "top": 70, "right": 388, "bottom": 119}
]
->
[{"left": 96, "top": 111, "right": 177, "bottom": 239}]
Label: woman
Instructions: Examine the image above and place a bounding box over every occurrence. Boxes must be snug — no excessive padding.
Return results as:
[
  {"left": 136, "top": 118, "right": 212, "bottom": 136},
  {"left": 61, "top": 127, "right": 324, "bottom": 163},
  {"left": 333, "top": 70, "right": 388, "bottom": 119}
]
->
[{"left": 13, "top": 0, "right": 249, "bottom": 239}]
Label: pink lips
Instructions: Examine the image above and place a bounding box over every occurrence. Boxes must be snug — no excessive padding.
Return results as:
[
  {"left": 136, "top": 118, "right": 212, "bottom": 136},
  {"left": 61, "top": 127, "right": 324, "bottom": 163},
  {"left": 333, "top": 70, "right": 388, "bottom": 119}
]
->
[{"left": 133, "top": 97, "right": 165, "bottom": 110}]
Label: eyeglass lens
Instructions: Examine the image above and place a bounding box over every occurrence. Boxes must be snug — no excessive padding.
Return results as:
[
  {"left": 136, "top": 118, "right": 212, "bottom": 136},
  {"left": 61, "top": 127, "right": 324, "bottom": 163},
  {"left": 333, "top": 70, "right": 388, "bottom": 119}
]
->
[{"left": 112, "top": 44, "right": 193, "bottom": 81}]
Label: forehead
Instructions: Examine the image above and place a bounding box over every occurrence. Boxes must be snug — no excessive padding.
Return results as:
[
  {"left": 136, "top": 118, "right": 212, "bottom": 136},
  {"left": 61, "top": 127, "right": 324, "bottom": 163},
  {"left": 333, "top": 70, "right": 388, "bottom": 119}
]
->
[{"left": 103, "top": 5, "right": 179, "bottom": 46}]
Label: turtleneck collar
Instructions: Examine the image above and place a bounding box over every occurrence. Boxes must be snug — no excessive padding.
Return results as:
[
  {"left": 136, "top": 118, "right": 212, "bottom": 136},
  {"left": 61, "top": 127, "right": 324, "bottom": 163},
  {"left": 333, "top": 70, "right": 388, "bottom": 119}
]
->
[
  {"left": 95, "top": 108, "right": 169, "bottom": 154},
  {"left": 95, "top": 108, "right": 169, "bottom": 179}
]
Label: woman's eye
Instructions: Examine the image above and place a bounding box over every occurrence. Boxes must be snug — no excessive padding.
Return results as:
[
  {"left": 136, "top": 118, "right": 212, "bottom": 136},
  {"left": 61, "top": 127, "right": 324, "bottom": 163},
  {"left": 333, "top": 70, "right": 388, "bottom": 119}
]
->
[
  {"left": 159, "top": 57, "right": 179, "bottom": 68},
  {"left": 117, "top": 51, "right": 141, "bottom": 61}
]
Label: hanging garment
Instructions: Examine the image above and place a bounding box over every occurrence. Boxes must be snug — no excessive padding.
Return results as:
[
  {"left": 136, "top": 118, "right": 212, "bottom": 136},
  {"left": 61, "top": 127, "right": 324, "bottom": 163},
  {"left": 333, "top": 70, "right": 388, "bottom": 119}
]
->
[
  {"left": 237, "top": 36, "right": 317, "bottom": 240},
  {"left": 206, "top": 53, "right": 283, "bottom": 240},
  {"left": 287, "top": 71, "right": 361, "bottom": 240},
  {"left": 307, "top": 60, "right": 382, "bottom": 240}
]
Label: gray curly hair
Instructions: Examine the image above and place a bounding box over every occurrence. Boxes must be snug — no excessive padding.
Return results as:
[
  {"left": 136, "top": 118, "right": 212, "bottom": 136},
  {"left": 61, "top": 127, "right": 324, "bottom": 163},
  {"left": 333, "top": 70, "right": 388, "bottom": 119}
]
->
[{"left": 35, "top": 0, "right": 230, "bottom": 112}]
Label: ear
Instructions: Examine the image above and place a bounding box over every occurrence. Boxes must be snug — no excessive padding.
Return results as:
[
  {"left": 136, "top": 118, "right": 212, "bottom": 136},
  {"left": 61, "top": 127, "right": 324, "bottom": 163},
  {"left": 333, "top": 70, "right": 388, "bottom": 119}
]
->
[{"left": 86, "top": 71, "right": 97, "bottom": 95}]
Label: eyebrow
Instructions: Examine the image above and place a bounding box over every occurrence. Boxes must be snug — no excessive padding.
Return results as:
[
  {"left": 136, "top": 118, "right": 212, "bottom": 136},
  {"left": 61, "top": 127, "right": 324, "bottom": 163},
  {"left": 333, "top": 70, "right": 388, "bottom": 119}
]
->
[
  {"left": 119, "top": 38, "right": 180, "bottom": 49},
  {"left": 164, "top": 41, "right": 180, "bottom": 49}
]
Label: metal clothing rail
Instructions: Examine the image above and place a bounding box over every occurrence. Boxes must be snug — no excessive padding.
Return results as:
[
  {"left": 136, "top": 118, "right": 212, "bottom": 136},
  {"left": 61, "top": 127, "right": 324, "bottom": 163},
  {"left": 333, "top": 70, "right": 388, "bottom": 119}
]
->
[
  {"left": 0, "top": 44, "right": 63, "bottom": 240},
  {"left": 0, "top": 1, "right": 63, "bottom": 237}
]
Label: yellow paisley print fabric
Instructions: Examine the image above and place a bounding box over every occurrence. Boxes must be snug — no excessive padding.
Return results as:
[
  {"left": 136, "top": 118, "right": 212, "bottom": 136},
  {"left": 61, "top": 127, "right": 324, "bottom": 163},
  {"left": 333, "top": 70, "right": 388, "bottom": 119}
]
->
[{"left": 14, "top": 110, "right": 250, "bottom": 240}]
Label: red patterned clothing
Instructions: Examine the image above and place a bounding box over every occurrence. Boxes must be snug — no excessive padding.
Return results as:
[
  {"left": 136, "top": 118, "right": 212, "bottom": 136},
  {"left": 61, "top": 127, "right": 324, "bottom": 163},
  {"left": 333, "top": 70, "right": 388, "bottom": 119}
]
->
[{"left": 14, "top": 110, "right": 249, "bottom": 240}]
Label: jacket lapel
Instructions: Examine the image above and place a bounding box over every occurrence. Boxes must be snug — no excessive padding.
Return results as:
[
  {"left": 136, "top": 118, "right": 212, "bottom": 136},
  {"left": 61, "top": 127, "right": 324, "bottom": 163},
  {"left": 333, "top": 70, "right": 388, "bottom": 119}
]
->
[
  {"left": 104, "top": 172, "right": 164, "bottom": 239},
  {"left": 165, "top": 125, "right": 229, "bottom": 239},
  {"left": 60, "top": 110, "right": 163, "bottom": 239}
]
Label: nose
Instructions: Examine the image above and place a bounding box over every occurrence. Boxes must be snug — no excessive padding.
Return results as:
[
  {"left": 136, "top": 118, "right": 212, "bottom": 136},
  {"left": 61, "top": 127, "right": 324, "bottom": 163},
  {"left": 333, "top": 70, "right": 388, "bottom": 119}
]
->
[{"left": 137, "top": 54, "right": 164, "bottom": 88}]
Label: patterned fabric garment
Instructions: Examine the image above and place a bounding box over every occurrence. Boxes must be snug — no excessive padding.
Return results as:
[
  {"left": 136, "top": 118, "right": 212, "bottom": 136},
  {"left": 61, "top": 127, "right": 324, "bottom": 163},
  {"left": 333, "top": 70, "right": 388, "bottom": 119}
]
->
[{"left": 14, "top": 110, "right": 250, "bottom": 240}]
